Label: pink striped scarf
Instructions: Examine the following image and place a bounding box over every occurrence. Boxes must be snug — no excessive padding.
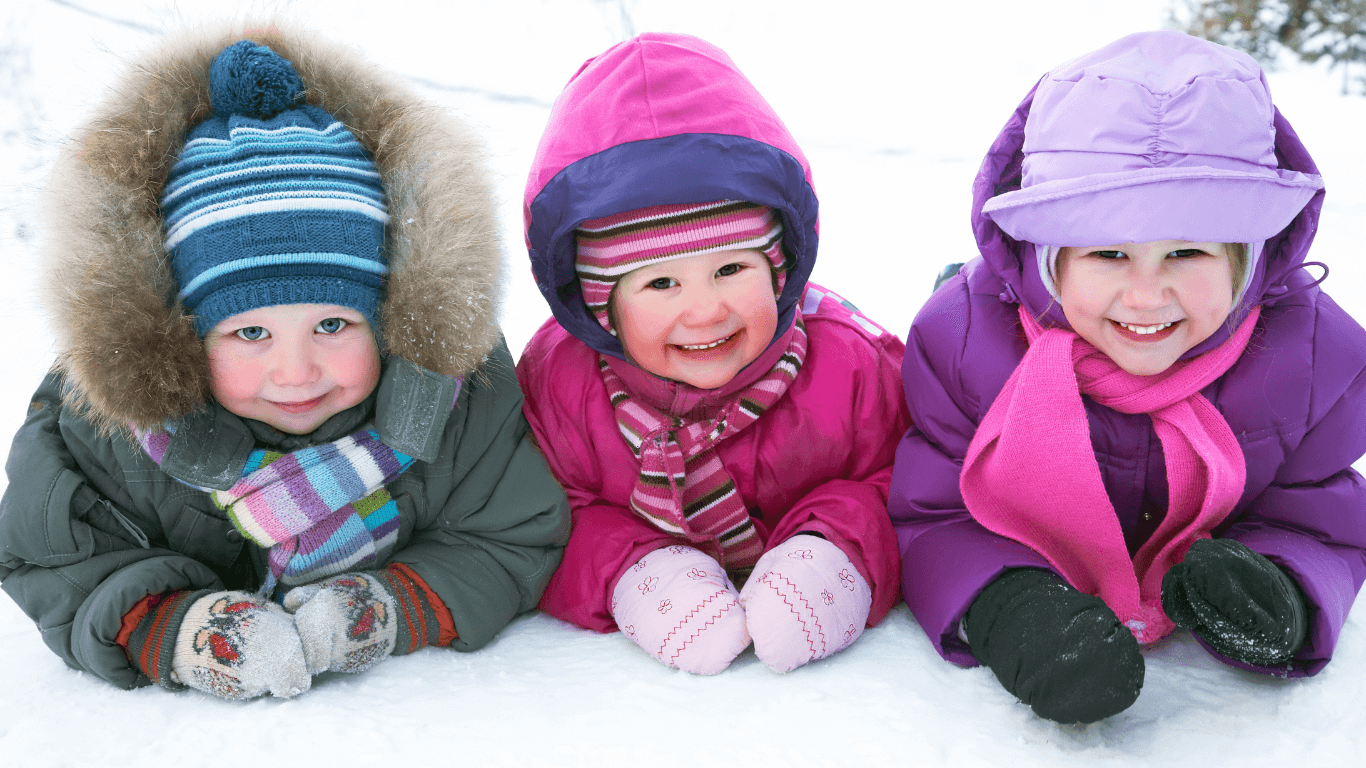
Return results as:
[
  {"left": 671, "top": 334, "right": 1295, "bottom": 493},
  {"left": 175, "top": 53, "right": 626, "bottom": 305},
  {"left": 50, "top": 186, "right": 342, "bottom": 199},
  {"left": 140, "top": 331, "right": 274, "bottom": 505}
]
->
[
  {"left": 960, "top": 306, "right": 1259, "bottom": 643},
  {"left": 602, "top": 317, "right": 807, "bottom": 570}
]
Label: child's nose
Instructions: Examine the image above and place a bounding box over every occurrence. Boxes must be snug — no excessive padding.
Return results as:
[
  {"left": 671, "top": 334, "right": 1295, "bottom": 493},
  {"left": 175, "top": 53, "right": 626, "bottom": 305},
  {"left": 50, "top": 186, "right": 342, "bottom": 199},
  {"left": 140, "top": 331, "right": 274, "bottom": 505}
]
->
[
  {"left": 270, "top": 340, "right": 321, "bottom": 387},
  {"left": 1122, "top": 269, "right": 1170, "bottom": 308},
  {"left": 680, "top": 284, "right": 729, "bottom": 326}
]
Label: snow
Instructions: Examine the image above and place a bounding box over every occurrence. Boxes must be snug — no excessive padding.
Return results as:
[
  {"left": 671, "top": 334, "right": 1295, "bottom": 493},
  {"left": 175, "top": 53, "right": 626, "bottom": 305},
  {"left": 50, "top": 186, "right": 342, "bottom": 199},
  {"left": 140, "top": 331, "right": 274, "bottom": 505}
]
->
[{"left": 1, "top": 0, "right": 1364, "bottom": 765}]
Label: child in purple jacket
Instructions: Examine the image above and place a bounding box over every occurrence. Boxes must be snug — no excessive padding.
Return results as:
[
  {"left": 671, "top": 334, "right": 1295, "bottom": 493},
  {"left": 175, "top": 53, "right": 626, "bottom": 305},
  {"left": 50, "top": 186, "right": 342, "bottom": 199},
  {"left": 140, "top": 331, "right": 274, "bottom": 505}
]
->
[{"left": 891, "top": 30, "right": 1366, "bottom": 723}]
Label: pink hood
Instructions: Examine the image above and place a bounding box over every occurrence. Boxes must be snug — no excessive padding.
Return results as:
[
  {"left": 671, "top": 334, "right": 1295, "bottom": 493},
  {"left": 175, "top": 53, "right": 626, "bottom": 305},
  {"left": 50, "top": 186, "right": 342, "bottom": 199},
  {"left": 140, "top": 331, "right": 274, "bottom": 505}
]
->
[{"left": 523, "top": 33, "right": 820, "bottom": 360}]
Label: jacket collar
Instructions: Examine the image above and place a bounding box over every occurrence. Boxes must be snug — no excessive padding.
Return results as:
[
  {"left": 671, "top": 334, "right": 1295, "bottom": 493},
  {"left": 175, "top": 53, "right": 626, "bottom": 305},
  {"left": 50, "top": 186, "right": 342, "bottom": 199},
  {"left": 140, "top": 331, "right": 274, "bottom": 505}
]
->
[{"left": 157, "top": 357, "right": 457, "bottom": 490}]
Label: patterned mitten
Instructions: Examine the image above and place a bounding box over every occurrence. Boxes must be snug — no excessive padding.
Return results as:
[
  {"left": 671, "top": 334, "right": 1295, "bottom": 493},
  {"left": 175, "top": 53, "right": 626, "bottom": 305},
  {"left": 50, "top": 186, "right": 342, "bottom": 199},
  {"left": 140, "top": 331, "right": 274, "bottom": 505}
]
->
[
  {"left": 170, "top": 591, "right": 311, "bottom": 700},
  {"left": 739, "top": 534, "right": 872, "bottom": 672},
  {"left": 611, "top": 545, "right": 750, "bottom": 675},
  {"left": 284, "top": 573, "right": 399, "bottom": 675}
]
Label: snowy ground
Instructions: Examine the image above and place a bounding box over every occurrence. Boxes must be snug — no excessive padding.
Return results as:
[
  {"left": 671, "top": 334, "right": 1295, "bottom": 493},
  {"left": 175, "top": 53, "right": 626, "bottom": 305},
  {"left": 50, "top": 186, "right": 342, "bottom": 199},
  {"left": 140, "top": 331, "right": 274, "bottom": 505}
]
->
[{"left": 1, "top": 0, "right": 1364, "bottom": 765}]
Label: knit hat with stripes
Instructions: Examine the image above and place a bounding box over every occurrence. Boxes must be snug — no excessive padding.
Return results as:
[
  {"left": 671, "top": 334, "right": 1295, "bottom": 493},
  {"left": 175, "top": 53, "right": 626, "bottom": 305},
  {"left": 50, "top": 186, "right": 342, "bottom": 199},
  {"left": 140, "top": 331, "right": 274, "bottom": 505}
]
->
[
  {"left": 162, "top": 41, "right": 389, "bottom": 337},
  {"left": 575, "top": 200, "right": 786, "bottom": 333}
]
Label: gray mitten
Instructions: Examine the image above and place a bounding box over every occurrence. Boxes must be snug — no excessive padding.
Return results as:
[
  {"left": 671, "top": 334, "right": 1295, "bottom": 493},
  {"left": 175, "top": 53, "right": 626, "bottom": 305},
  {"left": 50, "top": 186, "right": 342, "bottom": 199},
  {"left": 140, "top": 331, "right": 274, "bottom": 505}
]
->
[
  {"left": 171, "top": 591, "right": 311, "bottom": 700},
  {"left": 284, "top": 573, "right": 398, "bottom": 675}
]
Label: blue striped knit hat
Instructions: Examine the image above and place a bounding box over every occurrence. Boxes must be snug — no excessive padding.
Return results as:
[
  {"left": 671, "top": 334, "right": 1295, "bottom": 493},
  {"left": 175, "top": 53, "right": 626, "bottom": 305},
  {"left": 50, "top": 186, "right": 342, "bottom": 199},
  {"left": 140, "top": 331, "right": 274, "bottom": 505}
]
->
[{"left": 162, "top": 41, "right": 389, "bottom": 336}]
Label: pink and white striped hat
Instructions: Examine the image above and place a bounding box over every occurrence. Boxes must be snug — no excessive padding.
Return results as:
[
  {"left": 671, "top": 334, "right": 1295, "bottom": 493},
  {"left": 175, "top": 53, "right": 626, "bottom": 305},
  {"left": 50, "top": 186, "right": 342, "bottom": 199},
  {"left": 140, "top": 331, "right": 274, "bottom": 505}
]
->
[{"left": 575, "top": 200, "right": 786, "bottom": 333}]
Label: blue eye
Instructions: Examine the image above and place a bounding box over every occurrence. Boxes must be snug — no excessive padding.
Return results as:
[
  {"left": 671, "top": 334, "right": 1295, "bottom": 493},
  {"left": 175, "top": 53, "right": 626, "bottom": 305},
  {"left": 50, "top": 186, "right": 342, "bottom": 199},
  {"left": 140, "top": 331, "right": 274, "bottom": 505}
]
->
[
  {"left": 716, "top": 263, "right": 743, "bottom": 277},
  {"left": 1093, "top": 250, "right": 1126, "bottom": 260},
  {"left": 317, "top": 318, "right": 348, "bottom": 334},
  {"left": 646, "top": 277, "right": 677, "bottom": 290},
  {"left": 1168, "top": 249, "right": 1207, "bottom": 259},
  {"left": 235, "top": 326, "right": 268, "bottom": 342}
]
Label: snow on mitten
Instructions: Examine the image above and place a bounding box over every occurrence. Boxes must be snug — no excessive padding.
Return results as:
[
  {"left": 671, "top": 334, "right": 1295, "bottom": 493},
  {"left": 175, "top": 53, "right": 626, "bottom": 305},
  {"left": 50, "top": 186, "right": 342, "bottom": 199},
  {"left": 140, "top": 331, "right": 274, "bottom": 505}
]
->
[
  {"left": 284, "top": 572, "right": 398, "bottom": 675},
  {"left": 171, "top": 591, "right": 310, "bottom": 700},
  {"left": 1161, "top": 538, "right": 1308, "bottom": 667},
  {"left": 739, "top": 534, "right": 872, "bottom": 672},
  {"left": 611, "top": 545, "right": 750, "bottom": 675}
]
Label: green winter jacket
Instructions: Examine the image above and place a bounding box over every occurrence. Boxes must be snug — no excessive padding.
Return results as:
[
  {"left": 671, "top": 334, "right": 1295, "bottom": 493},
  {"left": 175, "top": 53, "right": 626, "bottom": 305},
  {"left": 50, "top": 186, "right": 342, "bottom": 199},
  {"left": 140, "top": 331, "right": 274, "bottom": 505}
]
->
[
  {"left": 0, "top": 21, "right": 569, "bottom": 689},
  {"left": 0, "top": 350, "right": 568, "bottom": 689}
]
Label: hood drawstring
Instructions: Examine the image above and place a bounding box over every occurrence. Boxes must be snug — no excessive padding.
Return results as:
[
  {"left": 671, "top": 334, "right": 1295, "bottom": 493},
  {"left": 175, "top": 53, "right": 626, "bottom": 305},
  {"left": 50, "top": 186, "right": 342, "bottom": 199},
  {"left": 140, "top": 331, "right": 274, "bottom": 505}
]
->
[{"left": 1264, "top": 262, "right": 1329, "bottom": 306}]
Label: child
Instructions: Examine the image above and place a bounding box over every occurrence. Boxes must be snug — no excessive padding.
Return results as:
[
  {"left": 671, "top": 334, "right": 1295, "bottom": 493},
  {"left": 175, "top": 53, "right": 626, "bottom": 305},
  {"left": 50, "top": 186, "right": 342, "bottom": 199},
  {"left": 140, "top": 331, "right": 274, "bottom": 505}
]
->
[
  {"left": 0, "top": 25, "right": 569, "bottom": 700},
  {"left": 517, "top": 33, "right": 910, "bottom": 674},
  {"left": 891, "top": 31, "right": 1366, "bottom": 723}
]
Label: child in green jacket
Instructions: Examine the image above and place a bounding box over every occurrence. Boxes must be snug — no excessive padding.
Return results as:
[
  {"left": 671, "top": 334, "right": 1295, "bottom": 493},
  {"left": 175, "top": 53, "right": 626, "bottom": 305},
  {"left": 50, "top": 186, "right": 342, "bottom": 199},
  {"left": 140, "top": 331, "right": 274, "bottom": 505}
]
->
[{"left": 0, "top": 24, "right": 568, "bottom": 700}]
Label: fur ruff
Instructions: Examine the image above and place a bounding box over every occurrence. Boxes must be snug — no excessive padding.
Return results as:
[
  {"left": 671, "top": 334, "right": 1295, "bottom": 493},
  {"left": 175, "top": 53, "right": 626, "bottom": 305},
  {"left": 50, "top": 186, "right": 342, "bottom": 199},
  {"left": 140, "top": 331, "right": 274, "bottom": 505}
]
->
[{"left": 39, "top": 20, "right": 504, "bottom": 431}]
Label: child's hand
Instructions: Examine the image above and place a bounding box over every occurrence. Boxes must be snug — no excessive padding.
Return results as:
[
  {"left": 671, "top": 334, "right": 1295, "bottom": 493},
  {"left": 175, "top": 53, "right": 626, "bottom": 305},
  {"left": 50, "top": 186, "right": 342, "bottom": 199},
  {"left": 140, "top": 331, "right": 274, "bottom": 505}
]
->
[
  {"left": 611, "top": 545, "right": 750, "bottom": 674},
  {"left": 965, "top": 568, "right": 1143, "bottom": 724},
  {"left": 1161, "top": 538, "right": 1307, "bottom": 667},
  {"left": 739, "top": 534, "right": 872, "bottom": 672},
  {"left": 283, "top": 573, "right": 398, "bottom": 675},
  {"left": 171, "top": 591, "right": 310, "bottom": 700}
]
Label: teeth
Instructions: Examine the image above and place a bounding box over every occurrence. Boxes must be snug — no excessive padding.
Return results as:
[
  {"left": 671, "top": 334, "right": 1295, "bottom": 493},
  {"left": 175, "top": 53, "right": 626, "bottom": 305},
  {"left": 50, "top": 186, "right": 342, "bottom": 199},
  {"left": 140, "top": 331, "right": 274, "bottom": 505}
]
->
[
  {"left": 1117, "top": 321, "right": 1175, "bottom": 335},
  {"left": 678, "top": 334, "right": 733, "bottom": 351}
]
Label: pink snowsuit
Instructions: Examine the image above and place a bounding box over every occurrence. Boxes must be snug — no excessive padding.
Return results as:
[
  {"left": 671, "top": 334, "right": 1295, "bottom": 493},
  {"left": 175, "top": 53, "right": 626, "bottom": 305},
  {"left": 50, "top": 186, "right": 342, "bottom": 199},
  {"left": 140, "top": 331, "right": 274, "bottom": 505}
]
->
[{"left": 517, "top": 33, "right": 908, "bottom": 633}]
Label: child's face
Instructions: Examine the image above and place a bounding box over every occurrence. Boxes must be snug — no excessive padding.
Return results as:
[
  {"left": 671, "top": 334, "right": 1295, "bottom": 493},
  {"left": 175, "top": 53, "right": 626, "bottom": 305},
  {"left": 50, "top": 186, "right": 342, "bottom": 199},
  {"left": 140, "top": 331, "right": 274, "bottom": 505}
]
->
[
  {"left": 1056, "top": 240, "right": 1235, "bottom": 376},
  {"left": 204, "top": 303, "right": 382, "bottom": 434},
  {"left": 612, "top": 248, "right": 779, "bottom": 390}
]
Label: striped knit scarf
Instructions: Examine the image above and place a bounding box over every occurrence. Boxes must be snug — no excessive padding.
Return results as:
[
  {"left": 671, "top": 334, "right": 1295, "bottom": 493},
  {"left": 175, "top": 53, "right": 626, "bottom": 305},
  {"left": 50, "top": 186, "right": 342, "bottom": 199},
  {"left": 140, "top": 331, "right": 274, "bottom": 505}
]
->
[
  {"left": 136, "top": 426, "right": 415, "bottom": 595},
  {"left": 602, "top": 317, "right": 807, "bottom": 570}
]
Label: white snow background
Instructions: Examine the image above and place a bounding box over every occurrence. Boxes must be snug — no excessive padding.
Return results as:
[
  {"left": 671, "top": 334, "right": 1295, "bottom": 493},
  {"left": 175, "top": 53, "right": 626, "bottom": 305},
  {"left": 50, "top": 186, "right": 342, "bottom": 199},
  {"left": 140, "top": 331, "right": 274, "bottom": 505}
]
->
[{"left": 1, "top": 0, "right": 1364, "bottom": 765}]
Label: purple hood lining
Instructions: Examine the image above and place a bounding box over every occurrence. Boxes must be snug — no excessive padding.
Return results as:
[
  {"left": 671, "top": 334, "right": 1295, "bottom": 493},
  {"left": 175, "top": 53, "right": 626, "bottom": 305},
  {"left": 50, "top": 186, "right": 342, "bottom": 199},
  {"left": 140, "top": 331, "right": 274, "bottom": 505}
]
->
[{"left": 526, "top": 133, "right": 819, "bottom": 361}]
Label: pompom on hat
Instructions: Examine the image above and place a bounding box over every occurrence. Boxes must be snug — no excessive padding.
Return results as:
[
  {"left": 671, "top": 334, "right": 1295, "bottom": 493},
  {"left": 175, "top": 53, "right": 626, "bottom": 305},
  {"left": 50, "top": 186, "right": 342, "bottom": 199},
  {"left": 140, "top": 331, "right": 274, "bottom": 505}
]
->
[
  {"left": 980, "top": 31, "right": 1323, "bottom": 249},
  {"left": 575, "top": 200, "right": 786, "bottom": 333},
  {"left": 162, "top": 40, "right": 389, "bottom": 337}
]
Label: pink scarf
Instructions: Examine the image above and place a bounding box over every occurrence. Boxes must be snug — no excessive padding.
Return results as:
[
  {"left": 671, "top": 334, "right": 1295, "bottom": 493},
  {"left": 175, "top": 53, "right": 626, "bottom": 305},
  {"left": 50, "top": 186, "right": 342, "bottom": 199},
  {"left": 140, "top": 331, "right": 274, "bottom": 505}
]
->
[
  {"left": 601, "top": 316, "right": 807, "bottom": 570},
  {"left": 960, "top": 306, "right": 1260, "bottom": 643}
]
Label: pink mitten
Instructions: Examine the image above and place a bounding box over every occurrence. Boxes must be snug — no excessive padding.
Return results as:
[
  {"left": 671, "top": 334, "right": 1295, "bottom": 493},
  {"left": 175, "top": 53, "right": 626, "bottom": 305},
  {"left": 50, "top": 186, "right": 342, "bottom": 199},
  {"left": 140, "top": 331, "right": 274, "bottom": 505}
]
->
[
  {"left": 739, "top": 534, "right": 872, "bottom": 672},
  {"left": 611, "top": 545, "right": 750, "bottom": 675}
]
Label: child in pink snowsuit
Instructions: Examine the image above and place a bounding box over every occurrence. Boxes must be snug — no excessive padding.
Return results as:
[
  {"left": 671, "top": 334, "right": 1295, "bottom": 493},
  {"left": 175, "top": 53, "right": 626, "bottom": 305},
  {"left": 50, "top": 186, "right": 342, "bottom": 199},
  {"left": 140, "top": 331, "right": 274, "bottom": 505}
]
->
[{"left": 517, "top": 33, "right": 909, "bottom": 674}]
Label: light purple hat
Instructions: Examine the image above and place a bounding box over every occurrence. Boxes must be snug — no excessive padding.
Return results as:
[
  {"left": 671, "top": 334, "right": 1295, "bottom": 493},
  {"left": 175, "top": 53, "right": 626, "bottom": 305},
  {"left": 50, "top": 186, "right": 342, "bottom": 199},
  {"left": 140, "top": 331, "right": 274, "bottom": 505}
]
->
[{"left": 981, "top": 31, "right": 1323, "bottom": 248}]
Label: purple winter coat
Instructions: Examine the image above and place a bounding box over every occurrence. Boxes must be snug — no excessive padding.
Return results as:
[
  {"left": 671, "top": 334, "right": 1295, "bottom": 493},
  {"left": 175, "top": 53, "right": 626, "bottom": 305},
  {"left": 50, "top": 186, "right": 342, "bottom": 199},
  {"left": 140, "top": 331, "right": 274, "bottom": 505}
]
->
[{"left": 890, "top": 44, "right": 1366, "bottom": 677}]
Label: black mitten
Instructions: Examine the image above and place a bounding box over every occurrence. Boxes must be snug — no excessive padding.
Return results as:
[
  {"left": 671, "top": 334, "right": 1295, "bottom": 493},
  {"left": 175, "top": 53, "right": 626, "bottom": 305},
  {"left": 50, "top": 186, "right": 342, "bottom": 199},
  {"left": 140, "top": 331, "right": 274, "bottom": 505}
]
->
[
  {"left": 965, "top": 568, "right": 1144, "bottom": 724},
  {"left": 1161, "top": 538, "right": 1307, "bottom": 667}
]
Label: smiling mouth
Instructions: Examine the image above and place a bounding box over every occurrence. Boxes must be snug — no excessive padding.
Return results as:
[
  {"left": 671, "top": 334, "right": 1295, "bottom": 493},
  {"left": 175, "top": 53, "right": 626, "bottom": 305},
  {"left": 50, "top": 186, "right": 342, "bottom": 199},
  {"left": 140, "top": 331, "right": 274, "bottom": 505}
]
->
[
  {"left": 270, "top": 395, "right": 325, "bottom": 413},
  {"left": 1111, "top": 319, "right": 1181, "bottom": 341},
  {"left": 675, "top": 333, "right": 737, "bottom": 351},
  {"left": 1116, "top": 321, "right": 1175, "bottom": 335}
]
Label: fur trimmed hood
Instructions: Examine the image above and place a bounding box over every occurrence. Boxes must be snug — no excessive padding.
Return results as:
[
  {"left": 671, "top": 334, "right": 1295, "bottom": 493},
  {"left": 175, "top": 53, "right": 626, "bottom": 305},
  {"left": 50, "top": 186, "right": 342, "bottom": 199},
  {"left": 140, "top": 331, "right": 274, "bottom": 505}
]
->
[{"left": 40, "top": 20, "right": 503, "bottom": 430}]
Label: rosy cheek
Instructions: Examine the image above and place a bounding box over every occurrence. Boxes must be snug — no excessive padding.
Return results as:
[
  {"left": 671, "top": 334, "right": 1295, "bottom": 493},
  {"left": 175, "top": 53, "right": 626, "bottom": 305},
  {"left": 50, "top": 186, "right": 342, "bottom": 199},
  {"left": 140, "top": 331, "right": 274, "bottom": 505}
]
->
[
  {"left": 618, "top": 305, "right": 672, "bottom": 353},
  {"left": 208, "top": 354, "right": 265, "bottom": 403},
  {"left": 328, "top": 334, "right": 382, "bottom": 392},
  {"left": 344, "top": 349, "right": 381, "bottom": 390}
]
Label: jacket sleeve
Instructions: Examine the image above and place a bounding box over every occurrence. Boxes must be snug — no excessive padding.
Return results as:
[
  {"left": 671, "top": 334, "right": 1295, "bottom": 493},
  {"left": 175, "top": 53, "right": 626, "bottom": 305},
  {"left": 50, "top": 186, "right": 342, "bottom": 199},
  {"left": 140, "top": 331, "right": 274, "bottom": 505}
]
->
[
  {"left": 888, "top": 272, "right": 1054, "bottom": 666},
  {"left": 765, "top": 471, "right": 903, "bottom": 626},
  {"left": 388, "top": 339, "right": 570, "bottom": 653},
  {"left": 1221, "top": 292, "right": 1366, "bottom": 676},
  {"left": 760, "top": 317, "right": 910, "bottom": 627},
  {"left": 0, "top": 372, "right": 226, "bottom": 689},
  {"left": 515, "top": 322, "right": 676, "bottom": 632}
]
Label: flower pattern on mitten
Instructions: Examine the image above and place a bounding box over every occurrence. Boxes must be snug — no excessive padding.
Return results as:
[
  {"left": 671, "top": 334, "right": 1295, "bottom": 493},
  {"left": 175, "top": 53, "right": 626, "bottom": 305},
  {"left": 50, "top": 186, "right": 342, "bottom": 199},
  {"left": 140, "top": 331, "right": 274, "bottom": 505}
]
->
[
  {"left": 171, "top": 591, "right": 310, "bottom": 700},
  {"left": 284, "top": 572, "right": 399, "bottom": 675},
  {"left": 739, "top": 534, "right": 872, "bottom": 672},
  {"left": 611, "top": 545, "right": 750, "bottom": 675}
]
